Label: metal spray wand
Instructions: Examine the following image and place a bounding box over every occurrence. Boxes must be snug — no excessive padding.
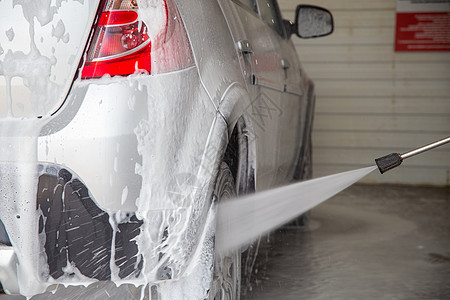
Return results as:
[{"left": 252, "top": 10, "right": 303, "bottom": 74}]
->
[{"left": 375, "top": 136, "right": 450, "bottom": 174}]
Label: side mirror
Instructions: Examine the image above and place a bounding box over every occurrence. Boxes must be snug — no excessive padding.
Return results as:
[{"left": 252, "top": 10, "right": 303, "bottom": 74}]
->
[{"left": 286, "top": 5, "right": 334, "bottom": 39}]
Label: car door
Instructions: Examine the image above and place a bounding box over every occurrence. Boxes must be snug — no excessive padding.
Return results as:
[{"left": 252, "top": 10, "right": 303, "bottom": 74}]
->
[
  {"left": 218, "top": 0, "right": 286, "bottom": 190},
  {"left": 219, "top": 0, "right": 303, "bottom": 188},
  {"left": 256, "top": 0, "right": 305, "bottom": 185}
]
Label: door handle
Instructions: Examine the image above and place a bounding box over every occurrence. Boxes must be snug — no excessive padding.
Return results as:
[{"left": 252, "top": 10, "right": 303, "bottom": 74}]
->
[
  {"left": 280, "top": 58, "right": 290, "bottom": 70},
  {"left": 237, "top": 40, "right": 253, "bottom": 54}
]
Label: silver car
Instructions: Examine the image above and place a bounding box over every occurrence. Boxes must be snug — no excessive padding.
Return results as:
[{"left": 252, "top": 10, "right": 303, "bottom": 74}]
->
[{"left": 0, "top": 0, "right": 332, "bottom": 298}]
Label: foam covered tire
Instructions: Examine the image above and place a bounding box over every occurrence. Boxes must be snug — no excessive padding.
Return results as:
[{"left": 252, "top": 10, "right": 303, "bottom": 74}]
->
[
  {"left": 210, "top": 162, "right": 241, "bottom": 300},
  {"left": 300, "top": 135, "right": 312, "bottom": 181},
  {"left": 290, "top": 134, "right": 312, "bottom": 227}
]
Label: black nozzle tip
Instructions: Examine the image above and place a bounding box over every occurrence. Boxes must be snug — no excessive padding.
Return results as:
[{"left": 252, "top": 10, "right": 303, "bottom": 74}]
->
[{"left": 375, "top": 153, "right": 403, "bottom": 174}]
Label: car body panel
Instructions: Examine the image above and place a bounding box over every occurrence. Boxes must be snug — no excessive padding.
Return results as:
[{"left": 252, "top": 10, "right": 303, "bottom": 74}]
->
[
  {"left": 38, "top": 66, "right": 216, "bottom": 212},
  {"left": 0, "top": 0, "right": 100, "bottom": 118},
  {"left": 174, "top": 0, "right": 246, "bottom": 109},
  {"left": 221, "top": 0, "right": 285, "bottom": 190},
  {"left": 218, "top": 0, "right": 309, "bottom": 188}
]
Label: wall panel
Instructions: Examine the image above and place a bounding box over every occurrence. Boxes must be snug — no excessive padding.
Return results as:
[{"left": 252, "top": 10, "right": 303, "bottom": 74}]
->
[{"left": 280, "top": 0, "right": 450, "bottom": 185}]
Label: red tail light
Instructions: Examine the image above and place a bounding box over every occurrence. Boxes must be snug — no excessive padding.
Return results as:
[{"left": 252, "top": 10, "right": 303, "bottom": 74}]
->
[{"left": 81, "top": 0, "right": 193, "bottom": 79}]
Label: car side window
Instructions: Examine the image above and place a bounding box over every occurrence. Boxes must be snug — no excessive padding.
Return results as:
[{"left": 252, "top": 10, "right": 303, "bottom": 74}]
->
[
  {"left": 233, "top": 0, "right": 258, "bottom": 13},
  {"left": 256, "top": 0, "right": 284, "bottom": 36}
]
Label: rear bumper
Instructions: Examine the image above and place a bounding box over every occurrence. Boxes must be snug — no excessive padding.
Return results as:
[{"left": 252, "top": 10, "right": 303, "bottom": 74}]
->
[
  {"left": 0, "top": 67, "right": 223, "bottom": 296},
  {"left": 0, "top": 163, "right": 149, "bottom": 293},
  {"left": 35, "top": 164, "right": 143, "bottom": 282},
  {"left": 0, "top": 160, "right": 213, "bottom": 295}
]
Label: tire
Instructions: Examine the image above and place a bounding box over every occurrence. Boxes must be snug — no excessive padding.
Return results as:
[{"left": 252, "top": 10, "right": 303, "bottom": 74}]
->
[
  {"left": 300, "top": 135, "right": 312, "bottom": 181},
  {"left": 293, "top": 132, "right": 312, "bottom": 181},
  {"left": 210, "top": 162, "right": 241, "bottom": 300},
  {"left": 289, "top": 133, "right": 312, "bottom": 227}
]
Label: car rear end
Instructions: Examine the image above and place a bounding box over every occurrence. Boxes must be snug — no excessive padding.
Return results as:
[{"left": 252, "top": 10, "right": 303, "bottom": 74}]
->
[{"left": 0, "top": 0, "right": 218, "bottom": 297}]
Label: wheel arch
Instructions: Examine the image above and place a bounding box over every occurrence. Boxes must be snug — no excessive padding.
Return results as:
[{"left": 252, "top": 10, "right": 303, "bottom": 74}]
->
[
  {"left": 293, "top": 79, "right": 316, "bottom": 181},
  {"left": 218, "top": 83, "right": 256, "bottom": 196}
]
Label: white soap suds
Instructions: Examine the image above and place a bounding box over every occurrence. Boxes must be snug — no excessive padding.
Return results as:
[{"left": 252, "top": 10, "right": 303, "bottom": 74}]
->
[
  {"left": 158, "top": 203, "right": 216, "bottom": 300},
  {"left": 121, "top": 186, "right": 129, "bottom": 205},
  {"left": 0, "top": 2, "right": 63, "bottom": 295},
  {"left": 0, "top": 0, "right": 61, "bottom": 118},
  {"left": 128, "top": 94, "right": 136, "bottom": 111},
  {"left": 136, "top": 0, "right": 194, "bottom": 74},
  {"left": 1, "top": 49, "right": 59, "bottom": 116},
  {"left": 0, "top": 0, "right": 93, "bottom": 296},
  {"left": 114, "top": 156, "right": 118, "bottom": 172},
  {"left": 51, "top": 19, "right": 66, "bottom": 42},
  {"left": 5, "top": 28, "right": 15, "bottom": 41},
  {"left": 120, "top": 68, "right": 216, "bottom": 299},
  {"left": 0, "top": 122, "right": 49, "bottom": 296},
  {"left": 136, "top": 0, "right": 167, "bottom": 47}
]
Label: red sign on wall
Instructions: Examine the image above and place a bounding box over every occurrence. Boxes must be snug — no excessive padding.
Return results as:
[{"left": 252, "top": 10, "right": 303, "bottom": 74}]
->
[{"left": 395, "top": 0, "right": 450, "bottom": 52}]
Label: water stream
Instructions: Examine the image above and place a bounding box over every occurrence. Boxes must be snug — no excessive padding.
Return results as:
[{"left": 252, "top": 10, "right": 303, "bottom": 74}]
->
[{"left": 216, "top": 166, "right": 377, "bottom": 254}]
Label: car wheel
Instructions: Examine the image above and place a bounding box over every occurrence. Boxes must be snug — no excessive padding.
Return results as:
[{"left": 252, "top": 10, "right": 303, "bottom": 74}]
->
[
  {"left": 300, "top": 134, "right": 313, "bottom": 181},
  {"left": 210, "top": 162, "right": 241, "bottom": 300},
  {"left": 292, "top": 130, "right": 313, "bottom": 182},
  {"left": 290, "top": 133, "right": 313, "bottom": 227}
]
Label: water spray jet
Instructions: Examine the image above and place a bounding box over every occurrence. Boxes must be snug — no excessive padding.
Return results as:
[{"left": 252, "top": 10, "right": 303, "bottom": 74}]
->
[{"left": 375, "top": 136, "right": 450, "bottom": 174}]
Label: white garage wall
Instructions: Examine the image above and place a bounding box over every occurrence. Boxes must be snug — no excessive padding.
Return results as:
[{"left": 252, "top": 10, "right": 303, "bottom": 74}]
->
[{"left": 279, "top": 0, "right": 450, "bottom": 185}]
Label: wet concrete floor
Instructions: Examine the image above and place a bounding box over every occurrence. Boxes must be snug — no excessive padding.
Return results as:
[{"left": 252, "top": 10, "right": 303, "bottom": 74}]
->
[{"left": 242, "top": 183, "right": 450, "bottom": 300}]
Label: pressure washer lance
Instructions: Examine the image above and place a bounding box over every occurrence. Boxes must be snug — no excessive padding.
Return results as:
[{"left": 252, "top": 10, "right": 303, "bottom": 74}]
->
[{"left": 375, "top": 136, "right": 450, "bottom": 174}]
